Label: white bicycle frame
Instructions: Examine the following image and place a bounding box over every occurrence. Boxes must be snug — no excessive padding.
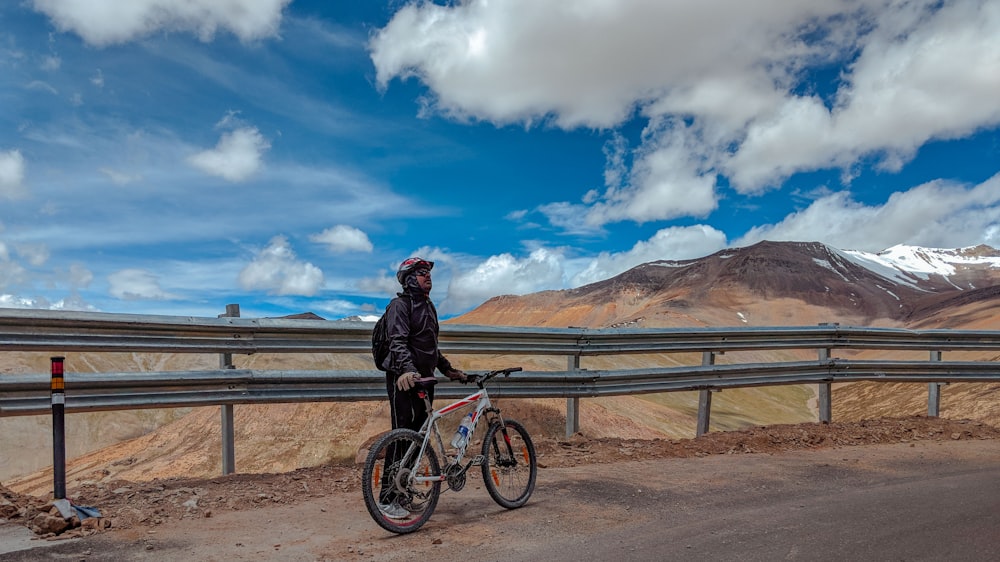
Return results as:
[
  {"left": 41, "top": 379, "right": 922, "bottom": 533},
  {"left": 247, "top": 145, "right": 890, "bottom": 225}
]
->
[{"left": 410, "top": 379, "right": 494, "bottom": 485}]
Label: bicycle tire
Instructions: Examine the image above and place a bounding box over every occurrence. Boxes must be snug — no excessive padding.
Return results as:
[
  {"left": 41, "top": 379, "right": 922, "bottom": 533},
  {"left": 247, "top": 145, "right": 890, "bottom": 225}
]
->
[
  {"left": 361, "top": 428, "right": 440, "bottom": 533},
  {"left": 480, "top": 419, "right": 537, "bottom": 509}
]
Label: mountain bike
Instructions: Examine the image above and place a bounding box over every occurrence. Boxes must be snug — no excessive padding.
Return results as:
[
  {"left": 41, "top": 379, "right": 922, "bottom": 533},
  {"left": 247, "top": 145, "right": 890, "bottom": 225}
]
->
[{"left": 361, "top": 367, "right": 537, "bottom": 534}]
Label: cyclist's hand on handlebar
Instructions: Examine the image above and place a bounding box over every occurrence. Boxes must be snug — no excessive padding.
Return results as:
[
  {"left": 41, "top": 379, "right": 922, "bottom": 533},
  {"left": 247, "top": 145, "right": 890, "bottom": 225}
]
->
[
  {"left": 445, "top": 368, "right": 468, "bottom": 383},
  {"left": 396, "top": 372, "right": 419, "bottom": 391}
]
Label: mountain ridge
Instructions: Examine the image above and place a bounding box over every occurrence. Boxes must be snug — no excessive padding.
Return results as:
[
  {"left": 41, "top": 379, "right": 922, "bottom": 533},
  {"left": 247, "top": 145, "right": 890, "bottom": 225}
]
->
[{"left": 453, "top": 240, "right": 1000, "bottom": 329}]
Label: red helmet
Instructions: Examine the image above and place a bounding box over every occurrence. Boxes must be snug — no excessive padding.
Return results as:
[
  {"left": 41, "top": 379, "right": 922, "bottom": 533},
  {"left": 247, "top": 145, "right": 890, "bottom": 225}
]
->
[{"left": 396, "top": 257, "right": 434, "bottom": 285}]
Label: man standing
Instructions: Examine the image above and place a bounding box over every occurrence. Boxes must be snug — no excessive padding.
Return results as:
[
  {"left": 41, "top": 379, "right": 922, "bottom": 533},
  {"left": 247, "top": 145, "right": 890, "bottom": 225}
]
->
[{"left": 378, "top": 257, "right": 465, "bottom": 518}]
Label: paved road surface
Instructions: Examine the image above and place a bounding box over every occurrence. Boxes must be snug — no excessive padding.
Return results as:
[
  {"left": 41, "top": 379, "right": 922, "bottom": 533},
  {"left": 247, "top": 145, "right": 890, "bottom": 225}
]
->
[{"left": 2, "top": 439, "right": 998, "bottom": 561}]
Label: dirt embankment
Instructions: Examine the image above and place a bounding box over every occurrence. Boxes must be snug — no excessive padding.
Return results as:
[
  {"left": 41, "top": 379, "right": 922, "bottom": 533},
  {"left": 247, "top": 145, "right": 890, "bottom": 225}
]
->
[{"left": 3, "top": 415, "right": 997, "bottom": 541}]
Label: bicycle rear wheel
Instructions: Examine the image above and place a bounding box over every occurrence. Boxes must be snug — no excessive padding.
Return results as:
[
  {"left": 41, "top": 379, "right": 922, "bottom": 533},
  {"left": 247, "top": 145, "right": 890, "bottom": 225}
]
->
[
  {"left": 361, "top": 428, "right": 440, "bottom": 533},
  {"left": 480, "top": 419, "right": 537, "bottom": 508}
]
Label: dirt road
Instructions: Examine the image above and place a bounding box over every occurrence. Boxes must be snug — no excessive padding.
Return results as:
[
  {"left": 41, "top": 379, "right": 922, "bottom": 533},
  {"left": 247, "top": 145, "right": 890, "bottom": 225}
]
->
[{"left": 3, "top": 417, "right": 1000, "bottom": 560}]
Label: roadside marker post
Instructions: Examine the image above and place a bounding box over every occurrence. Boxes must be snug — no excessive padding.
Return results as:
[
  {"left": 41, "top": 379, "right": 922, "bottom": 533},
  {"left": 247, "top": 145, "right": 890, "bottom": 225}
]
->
[{"left": 50, "top": 356, "right": 66, "bottom": 500}]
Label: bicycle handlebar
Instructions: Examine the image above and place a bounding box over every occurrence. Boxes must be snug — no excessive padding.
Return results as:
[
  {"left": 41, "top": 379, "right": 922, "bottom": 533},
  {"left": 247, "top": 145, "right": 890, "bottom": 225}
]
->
[
  {"left": 414, "top": 367, "right": 522, "bottom": 388},
  {"left": 467, "top": 366, "right": 522, "bottom": 385}
]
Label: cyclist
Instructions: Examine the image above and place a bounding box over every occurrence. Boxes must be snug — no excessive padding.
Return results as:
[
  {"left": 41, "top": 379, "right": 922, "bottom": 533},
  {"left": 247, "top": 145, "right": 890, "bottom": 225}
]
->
[{"left": 378, "top": 257, "right": 466, "bottom": 518}]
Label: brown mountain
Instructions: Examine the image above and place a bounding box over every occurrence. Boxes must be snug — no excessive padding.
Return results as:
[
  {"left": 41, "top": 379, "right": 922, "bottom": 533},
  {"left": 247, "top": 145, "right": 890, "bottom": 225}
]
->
[{"left": 454, "top": 241, "right": 1000, "bottom": 329}]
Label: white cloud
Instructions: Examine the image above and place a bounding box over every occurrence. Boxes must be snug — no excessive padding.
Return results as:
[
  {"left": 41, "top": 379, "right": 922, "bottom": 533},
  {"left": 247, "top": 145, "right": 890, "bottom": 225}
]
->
[
  {"left": 108, "top": 268, "right": 177, "bottom": 300},
  {"left": 356, "top": 273, "right": 400, "bottom": 297},
  {"left": 50, "top": 292, "right": 97, "bottom": 312},
  {"left": 14, "top": 243, "right": 49, "bottom": 267},
  {"left": 25, "top": 80, "right": 58, "bottom": 95},
  {"left": 577, "top": 121, "right": 719, "bottom": 228},
  {"left": 100, "top": 167, "right": 142, "bottom": 185},
  {"left": 371, "top": 0, "right": 1000, "bottom": 228},
  {"left": 309, "top": 225, "right": 373, "bottom": 254},
  {"left": 31, "top": 0, "right": 292, "bottom": 47},
  {"left": 0, "top": 294, "right": 40, "bottom": 309},
  {"left": 239, "top": 235, "right": 324, "bottom": 296},
  {"left": 0, "top": 259, "right": 28, "bottom": 289},
  {"left": 314, "top": 298, "right": 364, "bottom": 318},
  {"left": 441, "top": 226, "right": 728, "bottom": 313},
  {"left": 0, "top": 238, "right": 29, "bottom": 295},
  {"left": 736, "top": 173, "right": 1000, "bottom": 252},
  {"left": 369, "top": 0, "right": 825, "bottom": 129},
  {"left": 0, "top": 291, "right": 96, "bottom": 311},
  {"left": 540, "top": 122, "right": 719, "bottom": 233},
  {"left": 728, "top": 0, "right": 1000, "bottom": 192},
  {"left": 445, "top": 248, "right": 565, "bottom": 313},
  {"left": 41, "top": 55, "right": 61, "bottom": 70},
  {"left": 0, "top": 149, "right": 26, "bottom": 199},
  {"left": 188, "top": 126, "right": 270, "bottom": 182},
  {"left": 571, "top": 226, "right": 728, "bottom": 287},
  {"left": 68, "top": 264, "right": 93, "bottom": 288}
]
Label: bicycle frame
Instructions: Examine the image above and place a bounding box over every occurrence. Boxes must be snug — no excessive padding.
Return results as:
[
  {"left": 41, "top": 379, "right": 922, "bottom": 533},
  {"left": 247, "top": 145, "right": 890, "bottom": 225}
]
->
[{"left": 409, "top": 380, "right": 498, "bottom": 486}]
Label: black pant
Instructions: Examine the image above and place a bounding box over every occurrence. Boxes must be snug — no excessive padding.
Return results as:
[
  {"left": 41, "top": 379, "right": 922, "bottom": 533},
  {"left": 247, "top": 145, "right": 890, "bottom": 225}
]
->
[
  {"left": 385, "top": 372, "right": 433, "bottom": 431},
  {"left": 381, "top": 373, "right": 434, "bottom": 504}
]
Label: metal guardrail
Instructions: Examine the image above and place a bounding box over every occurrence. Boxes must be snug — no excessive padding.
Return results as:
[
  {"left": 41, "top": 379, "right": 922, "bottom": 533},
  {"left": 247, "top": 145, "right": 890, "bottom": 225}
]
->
[
  {"left": 3, "top": 361, "right": 999, "bottom": 417},
  {"left": 3, "top": 308, "right": 1000, "bottom": 354},
  {"left": 1, "top": 307, "right": 998, "bottom": 478}
]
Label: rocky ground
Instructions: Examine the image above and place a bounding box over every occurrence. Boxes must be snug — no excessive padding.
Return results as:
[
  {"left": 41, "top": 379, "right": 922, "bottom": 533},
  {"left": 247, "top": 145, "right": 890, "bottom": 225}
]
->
[{"left": 3, "top": 415, "right": 998, "bottom": 542}]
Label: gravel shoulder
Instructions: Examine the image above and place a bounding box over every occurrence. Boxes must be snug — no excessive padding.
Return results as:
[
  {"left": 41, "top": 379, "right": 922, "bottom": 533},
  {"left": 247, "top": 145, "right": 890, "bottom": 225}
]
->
[{"left": 3, "top": 416, "right": 999, "bottom": 561}]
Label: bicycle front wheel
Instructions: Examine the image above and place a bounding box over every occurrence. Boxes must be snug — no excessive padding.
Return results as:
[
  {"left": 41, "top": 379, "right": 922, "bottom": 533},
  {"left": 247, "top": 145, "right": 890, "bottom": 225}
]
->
[
  {"left": 481, "top": 419, "right": 537, "bottom": 509},
  {"left": 361, "top": 428, "right": 440, "bottom": 534}
]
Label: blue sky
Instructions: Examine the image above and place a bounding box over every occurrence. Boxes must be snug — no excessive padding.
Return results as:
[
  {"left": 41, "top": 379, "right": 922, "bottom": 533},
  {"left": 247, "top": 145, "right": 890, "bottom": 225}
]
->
[{"left": 1, "top": 0, "right": 998, "bottom": 320}]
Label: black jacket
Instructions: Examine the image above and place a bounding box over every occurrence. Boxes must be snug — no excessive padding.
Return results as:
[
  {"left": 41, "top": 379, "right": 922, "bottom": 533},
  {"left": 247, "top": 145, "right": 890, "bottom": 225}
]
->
[{"left": 383, "top": 279, "right": 453, "bottom": 377}]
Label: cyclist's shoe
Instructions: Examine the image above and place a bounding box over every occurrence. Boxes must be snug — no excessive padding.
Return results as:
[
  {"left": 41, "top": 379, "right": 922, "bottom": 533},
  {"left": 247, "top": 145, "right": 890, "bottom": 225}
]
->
[{"left": 377, "top": 501, "right": 410, "bottom": 520}]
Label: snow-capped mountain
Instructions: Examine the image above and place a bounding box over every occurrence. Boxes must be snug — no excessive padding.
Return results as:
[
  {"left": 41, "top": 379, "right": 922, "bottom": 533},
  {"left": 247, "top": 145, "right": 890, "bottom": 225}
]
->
[
  {"left": 455, "top": 241, "right": 1000, "bottom": 328},
  {"left": 335, "top": 314, "right": 381, "bottom": 323},
  {"left": 839, "top": 244, "right": 1000, "bottom": 292}
]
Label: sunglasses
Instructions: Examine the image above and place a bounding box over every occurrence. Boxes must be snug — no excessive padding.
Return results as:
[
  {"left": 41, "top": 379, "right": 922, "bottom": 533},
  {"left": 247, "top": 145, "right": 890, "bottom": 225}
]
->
[{"left": 414, "top": 269, "right": 431, "bottom": 277}]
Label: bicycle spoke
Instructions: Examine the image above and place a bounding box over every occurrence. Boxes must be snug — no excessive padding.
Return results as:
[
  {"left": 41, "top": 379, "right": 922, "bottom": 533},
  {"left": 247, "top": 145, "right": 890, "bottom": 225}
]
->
[
  {"left": 481, "top": 419, "right": 537, "bottom": 509},
  {"left": 361, "top": 428, "right": 440, "bottom": 534}
]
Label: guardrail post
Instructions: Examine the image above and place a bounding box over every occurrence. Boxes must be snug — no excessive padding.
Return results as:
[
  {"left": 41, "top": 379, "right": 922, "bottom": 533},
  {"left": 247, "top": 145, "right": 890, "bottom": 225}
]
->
[
  {"left": 818, "top": 347, "right": 832, "bottom": 423},
  {"left": 566, "top": 355, "right": 581, "bottom": 437},
  {"left": 928, "top": 350, "right": 943, "bottom": 417},
  {"left": 219, "top": 304, "right": 240, "bottom": 475},
  {"left": 50, "top": 356, "right": 66, "bottom": 500},
  {"left": 696, "top": 352, "right": 715, "bottom": 436}
]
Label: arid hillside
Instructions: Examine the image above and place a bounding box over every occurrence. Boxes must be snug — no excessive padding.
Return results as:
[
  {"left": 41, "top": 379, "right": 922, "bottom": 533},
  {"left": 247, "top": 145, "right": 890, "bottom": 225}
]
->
[
  {"left": 455, "top": 241, "right": 1000, "bottom": 328},
  {"left": 3, "top": 241, "right": 999, "bottom": 494}
]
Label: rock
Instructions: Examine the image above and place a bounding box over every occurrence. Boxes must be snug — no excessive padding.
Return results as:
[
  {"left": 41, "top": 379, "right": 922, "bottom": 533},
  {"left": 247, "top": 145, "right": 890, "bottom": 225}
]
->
[
  {"left": 0, "top": 500, "right": 18, "bottom": 519},
  {"left": 356, "top": 431, "right": 390, "bottom": 464},
  {"left": 355, "top": 448, "right": 369, "bottom": 464},
  {"left": 32, "top": 512, "right": 70, "bottom": 535}
]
